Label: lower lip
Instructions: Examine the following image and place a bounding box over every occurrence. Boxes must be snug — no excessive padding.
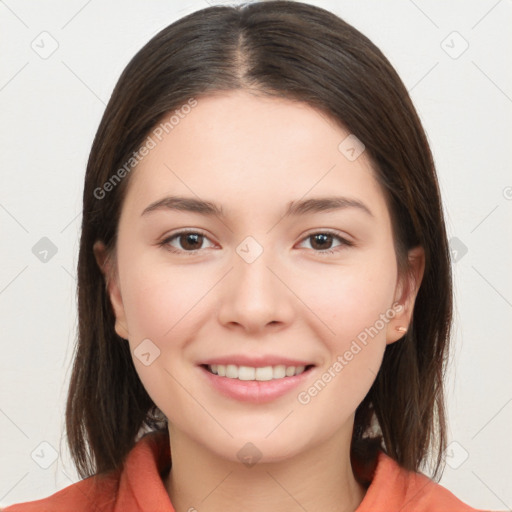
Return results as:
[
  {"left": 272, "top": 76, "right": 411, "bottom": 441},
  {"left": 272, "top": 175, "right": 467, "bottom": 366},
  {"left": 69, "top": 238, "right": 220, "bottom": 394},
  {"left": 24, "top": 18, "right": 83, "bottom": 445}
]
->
[{"left": 198, "top": 365, "right": 315, "bottom": 404}]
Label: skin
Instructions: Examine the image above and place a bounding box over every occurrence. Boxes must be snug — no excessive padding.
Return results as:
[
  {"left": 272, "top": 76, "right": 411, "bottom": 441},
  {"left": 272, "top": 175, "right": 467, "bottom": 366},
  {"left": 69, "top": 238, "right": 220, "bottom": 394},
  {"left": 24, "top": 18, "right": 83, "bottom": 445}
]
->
[{"left": 94, "top": 90, "right": 424, "bottom": 512}]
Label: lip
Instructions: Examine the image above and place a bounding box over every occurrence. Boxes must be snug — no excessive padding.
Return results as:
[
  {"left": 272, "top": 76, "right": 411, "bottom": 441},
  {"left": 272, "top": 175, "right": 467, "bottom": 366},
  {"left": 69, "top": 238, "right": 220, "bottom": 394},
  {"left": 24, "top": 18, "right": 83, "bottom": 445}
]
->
[
  {"left": 198, "top": 364, "right": 316, "bottom": 404},
  {"left": 200, "top": 354, "right": 315, "bottom": 367}
]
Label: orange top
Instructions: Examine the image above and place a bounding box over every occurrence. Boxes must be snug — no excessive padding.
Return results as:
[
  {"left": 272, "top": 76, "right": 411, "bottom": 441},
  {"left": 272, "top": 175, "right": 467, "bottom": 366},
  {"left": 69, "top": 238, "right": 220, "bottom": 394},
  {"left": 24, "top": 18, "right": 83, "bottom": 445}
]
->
[{"left": 3, "top": 430, "right": 489, "bottom": 512}]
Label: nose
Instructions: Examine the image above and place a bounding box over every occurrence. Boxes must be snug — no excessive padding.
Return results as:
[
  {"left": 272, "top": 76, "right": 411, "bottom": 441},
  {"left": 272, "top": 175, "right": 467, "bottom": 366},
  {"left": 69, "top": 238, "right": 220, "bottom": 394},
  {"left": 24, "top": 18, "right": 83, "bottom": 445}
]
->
[{"left": 217, "top": 244, "right": 295, "bottom": 334}]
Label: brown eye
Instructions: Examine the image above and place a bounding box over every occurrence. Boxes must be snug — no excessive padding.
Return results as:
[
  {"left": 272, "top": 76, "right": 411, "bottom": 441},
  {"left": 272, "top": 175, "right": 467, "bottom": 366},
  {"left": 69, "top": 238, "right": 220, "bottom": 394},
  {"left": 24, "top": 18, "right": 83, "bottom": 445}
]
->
[
  {"left": 309, "top": 233, "right": 335, "bottom": 250},
  {"left": 177, "top": 233, "right": 204, "bottom": 251},
  {"left": 159, "top": 230, "right": 215, "bottom": 254},
  {"left": 298, "top": 231, "right": 353, "bottom": 256}
]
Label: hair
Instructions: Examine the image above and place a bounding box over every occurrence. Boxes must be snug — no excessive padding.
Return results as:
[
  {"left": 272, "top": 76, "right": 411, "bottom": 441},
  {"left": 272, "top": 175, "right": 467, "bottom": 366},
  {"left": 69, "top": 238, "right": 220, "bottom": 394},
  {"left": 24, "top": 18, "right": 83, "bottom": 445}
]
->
[{"left": 66, "top": 0, "right": 452, "bottom": 483}]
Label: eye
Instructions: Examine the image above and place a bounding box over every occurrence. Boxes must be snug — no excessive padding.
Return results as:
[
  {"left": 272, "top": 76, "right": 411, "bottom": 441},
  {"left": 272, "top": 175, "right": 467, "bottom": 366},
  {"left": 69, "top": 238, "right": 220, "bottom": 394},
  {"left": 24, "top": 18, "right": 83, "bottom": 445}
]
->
[
  {"left": 159, "top": 229, "right": 353, "bottom": 256},
  {"left": 159, "top": 229, "right": 216, "bottom": 255},
  {"left": 297, "top": 231, "right": 354, "bottom": 255}
]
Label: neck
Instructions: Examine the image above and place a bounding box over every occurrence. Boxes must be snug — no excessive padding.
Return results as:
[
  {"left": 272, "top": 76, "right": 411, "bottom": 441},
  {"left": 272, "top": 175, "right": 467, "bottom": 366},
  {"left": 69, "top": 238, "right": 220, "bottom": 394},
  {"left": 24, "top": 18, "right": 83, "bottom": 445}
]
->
[{"left": 164, "top": 423, "right": 367, "bottom": 512}]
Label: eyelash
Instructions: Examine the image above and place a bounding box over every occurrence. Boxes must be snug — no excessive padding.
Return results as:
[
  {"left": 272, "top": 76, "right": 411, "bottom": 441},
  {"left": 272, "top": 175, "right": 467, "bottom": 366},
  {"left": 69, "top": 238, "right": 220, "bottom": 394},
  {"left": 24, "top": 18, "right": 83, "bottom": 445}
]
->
[{"left": 158, "top": 229, "right": 354, "bottom": 256}]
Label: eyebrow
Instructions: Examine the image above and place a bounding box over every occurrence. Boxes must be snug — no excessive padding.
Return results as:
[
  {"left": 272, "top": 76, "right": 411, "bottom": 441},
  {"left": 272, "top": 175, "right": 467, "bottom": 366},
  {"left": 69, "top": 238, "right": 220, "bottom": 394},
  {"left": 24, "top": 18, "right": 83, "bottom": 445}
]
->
[{"left": 140, "top": 195, "right": 373, "bottom": 219}]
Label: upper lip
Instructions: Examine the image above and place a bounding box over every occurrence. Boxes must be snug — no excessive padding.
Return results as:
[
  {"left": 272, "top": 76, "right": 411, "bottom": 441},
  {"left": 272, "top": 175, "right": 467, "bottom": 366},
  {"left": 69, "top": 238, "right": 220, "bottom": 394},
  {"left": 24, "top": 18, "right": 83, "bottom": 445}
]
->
[{"left": 200, "top": 355, "right": 315, "bottom": 368}]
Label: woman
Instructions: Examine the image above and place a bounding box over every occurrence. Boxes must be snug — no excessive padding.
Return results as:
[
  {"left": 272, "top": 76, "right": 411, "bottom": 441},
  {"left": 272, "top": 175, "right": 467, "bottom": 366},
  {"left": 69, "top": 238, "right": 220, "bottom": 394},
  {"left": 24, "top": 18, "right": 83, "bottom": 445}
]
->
[{"left": 3, "top": 1, "right": 489, "bottom": 510}]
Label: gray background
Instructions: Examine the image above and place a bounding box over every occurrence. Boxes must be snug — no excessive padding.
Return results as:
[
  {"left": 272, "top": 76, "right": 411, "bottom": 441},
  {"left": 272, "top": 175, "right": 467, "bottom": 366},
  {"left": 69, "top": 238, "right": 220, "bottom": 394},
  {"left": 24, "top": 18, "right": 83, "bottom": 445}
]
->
[{"left": 1, "top": 0, "right": 511, "bottom": 509}]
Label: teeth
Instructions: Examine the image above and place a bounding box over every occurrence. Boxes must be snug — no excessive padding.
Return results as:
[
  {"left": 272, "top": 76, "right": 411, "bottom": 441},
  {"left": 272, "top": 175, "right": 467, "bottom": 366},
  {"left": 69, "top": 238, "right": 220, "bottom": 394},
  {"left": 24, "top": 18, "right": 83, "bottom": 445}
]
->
[{"left": 208, "top": 364, "right": 307, "bottom": 381}]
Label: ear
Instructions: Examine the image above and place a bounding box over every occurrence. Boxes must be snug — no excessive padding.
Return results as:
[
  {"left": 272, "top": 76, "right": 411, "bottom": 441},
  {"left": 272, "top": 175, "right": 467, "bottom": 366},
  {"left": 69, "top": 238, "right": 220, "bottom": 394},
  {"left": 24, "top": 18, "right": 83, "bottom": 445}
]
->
[
  {"left": 386, "top": 246, "right": 425, "bottom": 345},
  {"left": 93, "top": 240, "right": 130, "bottom": 340}
]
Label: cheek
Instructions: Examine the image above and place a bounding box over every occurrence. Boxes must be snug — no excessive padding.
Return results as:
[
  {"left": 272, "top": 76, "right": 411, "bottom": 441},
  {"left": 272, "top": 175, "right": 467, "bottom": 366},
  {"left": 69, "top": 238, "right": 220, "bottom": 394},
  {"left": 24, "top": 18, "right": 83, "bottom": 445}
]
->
[
  {"left": 120, "top": 264, "right": 207, "bottom": 414},
  {"left": 120, "top": 261, "right": 219, "bottom": 401},
  {"left": 294, "top": 265, "right": 396, "bottom": 418},
  {"left": 297, "top": 255, "right": 397, "bottom": 343},
  {"left": 121, "top": 260, "right": 212, "bottom": 341}
]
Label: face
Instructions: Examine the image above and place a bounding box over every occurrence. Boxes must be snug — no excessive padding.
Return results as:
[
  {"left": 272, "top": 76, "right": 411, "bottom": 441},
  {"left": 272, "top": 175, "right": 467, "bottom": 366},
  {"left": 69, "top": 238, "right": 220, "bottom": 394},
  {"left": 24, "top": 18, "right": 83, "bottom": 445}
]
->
[{"left": 95, "top": 90, "right": 423, "bottom": 464}]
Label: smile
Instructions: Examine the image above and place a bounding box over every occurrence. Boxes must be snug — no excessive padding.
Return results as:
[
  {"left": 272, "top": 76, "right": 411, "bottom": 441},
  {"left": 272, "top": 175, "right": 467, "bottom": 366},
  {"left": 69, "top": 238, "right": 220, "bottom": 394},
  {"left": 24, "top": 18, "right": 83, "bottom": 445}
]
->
[
  {"left": 198, "top": 363, "right": 316, "bottom": 403},
  {"left": 205, "top": 364, "right": 313, "bottom": 381}
]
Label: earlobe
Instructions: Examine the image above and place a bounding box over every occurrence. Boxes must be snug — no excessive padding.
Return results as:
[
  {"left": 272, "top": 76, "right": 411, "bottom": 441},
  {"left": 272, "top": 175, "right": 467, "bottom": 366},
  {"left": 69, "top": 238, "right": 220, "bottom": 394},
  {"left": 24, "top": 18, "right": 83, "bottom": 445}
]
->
[
  {"left": 386, "top": 246, "right": 425, "bottom": 345},
  {"left": 93, "top": 240, "right": 130, "bottom": 340}
]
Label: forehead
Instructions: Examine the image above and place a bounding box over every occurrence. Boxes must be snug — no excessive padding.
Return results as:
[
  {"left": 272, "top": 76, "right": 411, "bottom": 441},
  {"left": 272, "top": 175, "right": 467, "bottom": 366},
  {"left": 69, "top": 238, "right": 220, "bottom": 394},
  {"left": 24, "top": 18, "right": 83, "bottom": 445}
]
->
[{"left": 121, "top": 90, "right": 389, "bottom": 224}]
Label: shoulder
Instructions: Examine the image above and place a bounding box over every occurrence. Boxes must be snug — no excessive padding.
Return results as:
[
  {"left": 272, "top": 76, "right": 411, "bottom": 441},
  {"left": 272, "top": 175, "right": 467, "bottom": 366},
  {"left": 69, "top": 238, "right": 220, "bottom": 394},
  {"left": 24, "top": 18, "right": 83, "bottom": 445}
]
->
[
  {"left": 1, "top": 472, "right": 120, "bottom": 512},
  {"left": 357, "top": 450, "right": 490, "bottom": 512},
  {"left": 396, "top": 466, "right": 486, "bottom": 512},
  {"left": 1, "top": 430, "right": 172, "bottom": 512}
]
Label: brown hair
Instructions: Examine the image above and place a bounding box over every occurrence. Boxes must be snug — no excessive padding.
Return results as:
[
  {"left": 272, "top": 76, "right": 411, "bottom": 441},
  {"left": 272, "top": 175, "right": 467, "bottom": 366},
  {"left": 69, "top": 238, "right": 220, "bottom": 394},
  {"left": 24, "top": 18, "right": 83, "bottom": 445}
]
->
[{"left": 66, "top": 0, "right": 452, "bottom": 482}]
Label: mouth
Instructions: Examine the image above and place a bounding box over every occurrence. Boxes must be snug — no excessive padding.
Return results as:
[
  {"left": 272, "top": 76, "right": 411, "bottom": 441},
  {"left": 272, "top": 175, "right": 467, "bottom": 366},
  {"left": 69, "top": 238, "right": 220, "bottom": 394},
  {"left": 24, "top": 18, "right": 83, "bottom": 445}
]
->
[
  {"left": 200, "top": 363, "right": 315, "bottom": 381},
  {"left": 198, "top": 362, "right": 316, "bottom": 403}
]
